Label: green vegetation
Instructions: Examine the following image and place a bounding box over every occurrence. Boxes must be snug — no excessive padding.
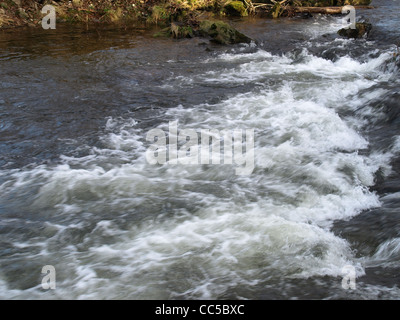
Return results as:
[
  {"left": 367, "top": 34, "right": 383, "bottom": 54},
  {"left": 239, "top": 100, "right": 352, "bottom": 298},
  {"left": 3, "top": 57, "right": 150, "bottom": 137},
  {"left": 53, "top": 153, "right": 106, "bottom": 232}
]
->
[
  {"left": 0, "top": 0, "right": 372, "bottom": 29},
  {"left": 271, "top": 2, "right": 283, "bottom": 18},
  {"left": 224, "top": 1, "right": 248, "bottom": 17}
]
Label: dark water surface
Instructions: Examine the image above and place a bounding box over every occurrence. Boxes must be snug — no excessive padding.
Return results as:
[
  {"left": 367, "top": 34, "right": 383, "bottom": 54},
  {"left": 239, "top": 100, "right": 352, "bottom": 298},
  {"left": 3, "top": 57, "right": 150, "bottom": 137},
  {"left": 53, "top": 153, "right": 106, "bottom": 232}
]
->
[{"left": 0, "top": 0, "right": 399, "bottom": 299}]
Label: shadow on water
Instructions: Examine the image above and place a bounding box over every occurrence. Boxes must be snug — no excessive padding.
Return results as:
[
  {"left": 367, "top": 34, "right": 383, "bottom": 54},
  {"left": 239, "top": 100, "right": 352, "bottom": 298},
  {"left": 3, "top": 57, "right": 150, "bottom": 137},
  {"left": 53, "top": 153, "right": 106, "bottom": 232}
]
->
[{"left": 0, "top": 24, "right": 232, "bottom": 168}]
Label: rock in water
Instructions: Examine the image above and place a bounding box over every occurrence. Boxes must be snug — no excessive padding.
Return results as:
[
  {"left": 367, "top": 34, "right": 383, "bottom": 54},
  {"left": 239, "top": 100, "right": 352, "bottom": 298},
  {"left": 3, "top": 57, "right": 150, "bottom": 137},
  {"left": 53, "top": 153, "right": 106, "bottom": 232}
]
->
[
  {"left": 338, "top": 22, "right": 372, "bottom": 39},
  {"left": 199, "top": 20, "right": 252, "bottom": 45},
  {"left": 224, "top": 1, "right": 248, "bottom": 17}
]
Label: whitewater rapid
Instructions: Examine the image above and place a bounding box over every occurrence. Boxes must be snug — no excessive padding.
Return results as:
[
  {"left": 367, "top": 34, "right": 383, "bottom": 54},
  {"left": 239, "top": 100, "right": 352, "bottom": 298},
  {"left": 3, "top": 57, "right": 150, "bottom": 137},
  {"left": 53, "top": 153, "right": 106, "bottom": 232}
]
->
[{"left": 1, "top": 14, "right": 400, "bottom": 299}]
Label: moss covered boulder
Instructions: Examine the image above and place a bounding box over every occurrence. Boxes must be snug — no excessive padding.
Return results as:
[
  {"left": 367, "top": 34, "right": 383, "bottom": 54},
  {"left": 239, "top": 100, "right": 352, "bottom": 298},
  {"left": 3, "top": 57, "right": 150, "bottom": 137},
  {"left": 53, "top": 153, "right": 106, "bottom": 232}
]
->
[
  {"left": 199, "top": 20, "right": 252, "bottom": 44},
  {"left": 338, "top": 22, "right": 372, "bottom": 38},
  {"left": 224, "top": 1, "right": 248, "bottom": 17}
]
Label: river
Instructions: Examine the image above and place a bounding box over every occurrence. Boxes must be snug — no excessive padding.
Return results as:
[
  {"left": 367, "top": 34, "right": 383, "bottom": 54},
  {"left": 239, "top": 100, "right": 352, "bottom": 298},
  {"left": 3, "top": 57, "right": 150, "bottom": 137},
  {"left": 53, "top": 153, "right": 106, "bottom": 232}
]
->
[{"left": 0, "top": 0, "right": 399, "bottom": 299}]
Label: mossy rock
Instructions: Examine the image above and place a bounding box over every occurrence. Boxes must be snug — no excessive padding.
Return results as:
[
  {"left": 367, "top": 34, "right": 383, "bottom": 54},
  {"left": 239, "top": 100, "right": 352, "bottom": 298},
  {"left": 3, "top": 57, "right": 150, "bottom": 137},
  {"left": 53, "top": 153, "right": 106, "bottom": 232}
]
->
[
  {"left": 338, "top": 22, "right": 372, "bottom": 38},
  {"left": 224, "top": 1, "right": 248, "bottom": 17},
  {"left": 199, "top": 20, "right": 252, "bottom": 44}
]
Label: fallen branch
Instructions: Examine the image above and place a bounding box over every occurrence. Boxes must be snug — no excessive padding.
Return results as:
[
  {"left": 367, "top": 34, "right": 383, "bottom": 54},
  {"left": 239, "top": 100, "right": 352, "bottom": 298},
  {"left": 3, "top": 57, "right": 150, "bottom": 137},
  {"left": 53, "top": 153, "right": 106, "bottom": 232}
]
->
[
  {"left": 243, "top": 0, "right": 256, "bottom": 15},
  {"left": 293, "top": 6, "right": 374, "bottom": 15},
  {"left": 252, "top": 3, "right": 274, "bottom": 9}
]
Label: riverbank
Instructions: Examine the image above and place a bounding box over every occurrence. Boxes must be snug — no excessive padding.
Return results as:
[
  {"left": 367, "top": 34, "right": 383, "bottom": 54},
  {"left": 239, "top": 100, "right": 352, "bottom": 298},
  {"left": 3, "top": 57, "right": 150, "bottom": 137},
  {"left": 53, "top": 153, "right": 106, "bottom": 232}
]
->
[
  {"left": 0, "top": 0, "right": 372, "bottom": 30},
  {"left": 1, "top": 1, "right": 400, "bottom": 299}
]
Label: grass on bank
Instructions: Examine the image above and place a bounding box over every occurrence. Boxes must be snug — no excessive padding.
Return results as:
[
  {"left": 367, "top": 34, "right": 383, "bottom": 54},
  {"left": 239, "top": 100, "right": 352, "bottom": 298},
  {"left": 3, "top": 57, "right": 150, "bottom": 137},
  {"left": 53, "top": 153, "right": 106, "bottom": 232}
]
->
[{"left": 0, "top": 0, "right": 372, "bottom": 29}]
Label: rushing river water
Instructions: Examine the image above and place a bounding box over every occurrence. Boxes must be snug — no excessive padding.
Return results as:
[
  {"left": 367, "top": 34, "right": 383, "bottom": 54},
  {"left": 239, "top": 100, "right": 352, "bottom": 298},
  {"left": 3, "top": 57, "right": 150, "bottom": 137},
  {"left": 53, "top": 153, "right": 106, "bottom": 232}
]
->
[{"left": 0, "top": 0, "right": 399, "bottom": 299}]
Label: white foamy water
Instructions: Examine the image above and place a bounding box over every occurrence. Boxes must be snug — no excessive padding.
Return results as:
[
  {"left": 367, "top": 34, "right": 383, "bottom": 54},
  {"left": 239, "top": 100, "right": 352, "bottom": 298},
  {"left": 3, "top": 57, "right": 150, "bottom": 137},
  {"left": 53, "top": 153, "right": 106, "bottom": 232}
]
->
[{"left": 1, "top": 38, "right": 399, "bottom": 299}]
